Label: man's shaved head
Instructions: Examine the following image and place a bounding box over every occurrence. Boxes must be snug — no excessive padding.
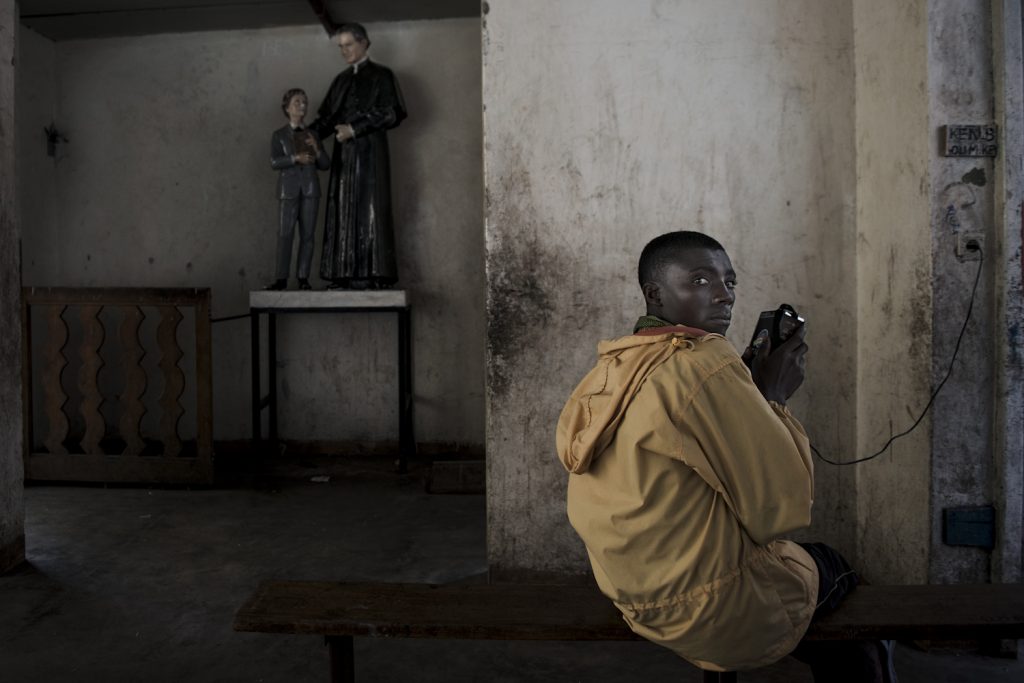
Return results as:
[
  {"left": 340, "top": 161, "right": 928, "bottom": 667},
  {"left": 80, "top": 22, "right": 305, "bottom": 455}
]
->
[{"left": 638, "top": 231, "right": 727, "bottom": 288}]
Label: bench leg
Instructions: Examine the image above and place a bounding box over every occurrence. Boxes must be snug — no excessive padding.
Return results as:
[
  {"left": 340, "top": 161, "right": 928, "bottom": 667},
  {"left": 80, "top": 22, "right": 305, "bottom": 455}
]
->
[
  {"left": 326, "top": 636, "right": 354, "bottom": 683},
  {"left": 703, "top": 672, "right": 737, "bottom": 682}
]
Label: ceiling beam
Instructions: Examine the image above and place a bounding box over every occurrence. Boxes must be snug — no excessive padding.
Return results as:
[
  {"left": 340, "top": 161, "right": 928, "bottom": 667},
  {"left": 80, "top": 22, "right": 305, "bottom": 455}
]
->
[{"left": 306, "top": 0, "right": 336, "bottom": 35}]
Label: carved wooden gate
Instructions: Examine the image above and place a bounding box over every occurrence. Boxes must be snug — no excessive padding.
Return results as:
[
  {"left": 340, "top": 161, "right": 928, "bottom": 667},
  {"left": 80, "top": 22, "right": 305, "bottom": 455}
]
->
[{"left": 21, "top": 287, "right": 213, "bottom": 484}]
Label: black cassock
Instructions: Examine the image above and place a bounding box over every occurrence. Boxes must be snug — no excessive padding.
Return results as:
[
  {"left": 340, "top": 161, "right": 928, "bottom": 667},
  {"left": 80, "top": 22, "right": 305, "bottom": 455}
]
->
[{"left": 311, "top": 61, "right": 407, "bottom": 287}]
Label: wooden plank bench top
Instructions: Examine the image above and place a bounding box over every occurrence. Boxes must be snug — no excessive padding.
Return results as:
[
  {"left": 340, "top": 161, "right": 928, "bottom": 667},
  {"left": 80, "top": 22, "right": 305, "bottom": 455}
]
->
[
  {"left": 235, "top": 580, "right": 1024, "bottom": 641},
  {"left": 806, "top": 583, "right": 1024, "bottom": 640},
  {"left": 234, "top": 580, "right": 1024, "bottom": 682},
  {"left": 234, "top": 581, "right": 641, "bottom": 641}
]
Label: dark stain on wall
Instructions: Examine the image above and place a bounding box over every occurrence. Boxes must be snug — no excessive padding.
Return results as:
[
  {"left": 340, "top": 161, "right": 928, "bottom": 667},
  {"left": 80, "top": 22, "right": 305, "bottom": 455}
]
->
[
  {"left": 961, "top": 167, "right": 986, "bottom": 187},
  {"left": 485, "top": 141, "right": 564, "bottom": 399},
  {"left": 486, "top": 234, "right": 557, "bottom": 399}
]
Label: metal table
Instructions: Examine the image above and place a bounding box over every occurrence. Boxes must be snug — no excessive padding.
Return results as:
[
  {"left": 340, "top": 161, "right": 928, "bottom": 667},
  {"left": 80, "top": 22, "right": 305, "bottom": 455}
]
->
[{"left": 249, "top": 290, "right": 413, "bottom": 472}]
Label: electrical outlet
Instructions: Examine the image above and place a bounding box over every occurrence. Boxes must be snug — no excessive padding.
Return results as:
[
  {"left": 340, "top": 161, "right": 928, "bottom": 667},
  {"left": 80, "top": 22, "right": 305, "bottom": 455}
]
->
[{"left": 955, "top": 231, "right": 984, "bottom": 261}]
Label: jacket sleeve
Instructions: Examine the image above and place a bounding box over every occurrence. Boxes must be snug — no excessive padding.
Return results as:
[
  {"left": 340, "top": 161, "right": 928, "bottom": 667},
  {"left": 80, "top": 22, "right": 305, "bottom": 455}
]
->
[
  {"left": 349, "top": 69, "right": 407, "bottom": 138},
  {"left": 309, "top": 74, "right": 343, "bottom": 140},
  {"left": 270, "top": 132, "right": 294, "bottom": 170},
  {"left": 671, "top": 357, "right": 814, "bottom": 545}
]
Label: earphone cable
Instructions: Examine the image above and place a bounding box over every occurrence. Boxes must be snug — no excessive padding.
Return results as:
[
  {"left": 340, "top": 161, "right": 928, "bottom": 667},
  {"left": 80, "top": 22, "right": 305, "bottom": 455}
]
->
[{"left": 813, "top": 245, "right": 984, "bottom": 466}]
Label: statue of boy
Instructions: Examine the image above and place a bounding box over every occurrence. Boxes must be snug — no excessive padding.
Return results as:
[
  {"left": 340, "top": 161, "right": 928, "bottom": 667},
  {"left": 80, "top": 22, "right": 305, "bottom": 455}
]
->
[{"left": 266, "top": 88, "right": 331, "bottom": 291}]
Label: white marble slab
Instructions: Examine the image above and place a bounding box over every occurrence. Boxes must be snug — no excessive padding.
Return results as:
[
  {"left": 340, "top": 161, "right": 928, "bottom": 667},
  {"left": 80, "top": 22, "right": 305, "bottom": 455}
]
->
[{"left": 250, "top": 289, "right": 408, "bottom": 309}]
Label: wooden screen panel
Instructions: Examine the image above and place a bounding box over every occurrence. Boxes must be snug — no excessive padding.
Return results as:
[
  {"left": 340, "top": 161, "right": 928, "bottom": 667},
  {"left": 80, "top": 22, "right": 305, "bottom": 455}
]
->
[
  {"left": 41, "top": 304, "right": 69, "bottom": 455},
  {"left": 157, "top": 306, "right": 185, "bottom": 457},
  {"left": 118, "top": 305, "right": 147, "bottom": 456},
  {"left": 77, "top": 305, "right": 106, "bottom": 454},
  {"left": 23, "top": 287, "right": 214, "bottom": 485}
]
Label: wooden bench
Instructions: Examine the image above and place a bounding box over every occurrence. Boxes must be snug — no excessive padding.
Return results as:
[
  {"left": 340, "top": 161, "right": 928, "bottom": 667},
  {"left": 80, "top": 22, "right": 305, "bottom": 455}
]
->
[{"left": 233, "top": 581, "right": 1024, "bottom": 682}]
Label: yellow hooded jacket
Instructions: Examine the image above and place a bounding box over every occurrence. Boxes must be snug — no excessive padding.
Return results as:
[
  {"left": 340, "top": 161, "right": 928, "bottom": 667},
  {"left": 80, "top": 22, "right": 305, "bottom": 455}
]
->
[{"left": 556, "top": 326, "right": 818, "bottom": 671}]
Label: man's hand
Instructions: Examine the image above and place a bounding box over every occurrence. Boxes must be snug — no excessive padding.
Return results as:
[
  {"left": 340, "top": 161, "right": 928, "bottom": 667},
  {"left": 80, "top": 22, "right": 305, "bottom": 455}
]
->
[
  {"left": 335, "top": 123, "right": 355, "bottom": 142},
  {"left": 293, "top": 152, "right": 315, "bottom": 165},
  {"left": 743, "top": 324, "right": 807, "bottom": 405}
]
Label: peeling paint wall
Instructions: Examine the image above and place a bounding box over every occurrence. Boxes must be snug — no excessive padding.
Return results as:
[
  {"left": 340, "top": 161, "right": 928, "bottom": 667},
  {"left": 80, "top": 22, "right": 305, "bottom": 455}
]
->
[
  {"left": 852, "top": 0, "right": 933, "bottom": 583},
  {"left": 16, "top": 19, "right": 484, "bottom": 449},
  {"left": 484, "top": 0, "right": 858, "bottom": 574},
  {"left": 926, "top": 0, "right": 997, "bottom": 584},
  {"left": 0, "top": 0, "right": 26, "bottom": 572}
]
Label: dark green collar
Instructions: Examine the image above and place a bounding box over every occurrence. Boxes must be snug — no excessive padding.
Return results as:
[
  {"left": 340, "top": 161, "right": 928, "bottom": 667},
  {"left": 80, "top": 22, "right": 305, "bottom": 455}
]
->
[{"left": 633, "top": 314, "right": 675, "bottom": 333}]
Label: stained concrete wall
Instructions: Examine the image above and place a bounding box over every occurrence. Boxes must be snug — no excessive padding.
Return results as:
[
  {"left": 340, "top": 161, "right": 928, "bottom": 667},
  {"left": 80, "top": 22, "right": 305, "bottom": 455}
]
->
[
  {"left": 0, "top": 0, "right": 26, "bottom": 572},
  {"left": 851, "top": 0, "right": 1022, "bottom": 585},
  {"left": 16, "top": 19, "right": 484, "bottom": 449},
  {"left": 991, "top": 0, "right": 1024, "bottom": 586},
  {"left": 927, "top": 0, "right": 997, "bottom": 584},
  {"left": 483, "top": 0, "right": 858, "bottom": 574},
  {"left": 852, "top": 0, "right": 933, "bottom": 583}
]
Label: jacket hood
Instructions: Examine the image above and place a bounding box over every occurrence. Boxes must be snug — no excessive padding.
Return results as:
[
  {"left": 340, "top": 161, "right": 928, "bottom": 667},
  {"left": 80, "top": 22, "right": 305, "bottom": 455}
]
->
[{"left": 556, "top": 326, "right": 711, "bottom": 474}]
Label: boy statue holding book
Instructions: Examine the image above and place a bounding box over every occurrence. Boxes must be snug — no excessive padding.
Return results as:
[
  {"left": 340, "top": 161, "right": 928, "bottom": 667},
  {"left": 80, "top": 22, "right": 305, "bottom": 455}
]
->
[{"left": 266, "top": 88, "right": 330, "bottom": 291}]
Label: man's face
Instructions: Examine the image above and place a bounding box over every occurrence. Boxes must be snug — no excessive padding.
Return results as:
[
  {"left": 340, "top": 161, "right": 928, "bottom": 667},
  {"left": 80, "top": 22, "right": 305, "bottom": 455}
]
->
[
  {"left": 645, "top": 248, "right": 736, "bottom": 335},
  {"left": 286, "top": 94, "right": 307, "bottom": 121},
  {"left": 337, "top": 32, "right": 368, "bottom": 64}
]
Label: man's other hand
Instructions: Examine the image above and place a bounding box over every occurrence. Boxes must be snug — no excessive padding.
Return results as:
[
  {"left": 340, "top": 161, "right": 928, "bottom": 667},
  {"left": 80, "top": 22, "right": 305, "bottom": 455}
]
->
[{"left": 746, "top": 324, "right": 807, "bottom": 405}]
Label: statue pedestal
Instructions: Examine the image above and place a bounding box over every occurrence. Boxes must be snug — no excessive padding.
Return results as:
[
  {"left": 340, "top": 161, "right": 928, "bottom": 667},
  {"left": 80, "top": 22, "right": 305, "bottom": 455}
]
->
[
  {"left": 249, "top": 289, "right": 408, "bottom": 310},
  {"left": 248, "top": 289, "right": 413, "bottom": 471}
]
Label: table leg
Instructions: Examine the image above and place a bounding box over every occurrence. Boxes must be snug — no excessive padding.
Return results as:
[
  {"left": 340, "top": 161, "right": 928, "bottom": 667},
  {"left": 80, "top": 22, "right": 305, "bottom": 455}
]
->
[
  {"left": 703, "top": 671, "right": 737, "bottom": 682},
  {"left": 326, "top": 636, "right": 354, "bottom": 683},
  {"left": 268, "top": 312, "right": 278, "bottom": 445},
  {"left": 397, "top": 307, "right": 412, "bottom": 473},
  {"left": 251, "top": 311, "right": 260, "bottom": 441}
]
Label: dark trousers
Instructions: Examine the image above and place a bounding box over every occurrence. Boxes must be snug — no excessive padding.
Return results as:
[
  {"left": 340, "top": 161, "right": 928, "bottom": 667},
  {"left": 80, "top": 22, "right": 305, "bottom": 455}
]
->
[
  {"left": 791, "top": 543, "right": 893, "bottom": 683},
  {"left": 275, "top": 194, "right": 319, "bottom": 280}
]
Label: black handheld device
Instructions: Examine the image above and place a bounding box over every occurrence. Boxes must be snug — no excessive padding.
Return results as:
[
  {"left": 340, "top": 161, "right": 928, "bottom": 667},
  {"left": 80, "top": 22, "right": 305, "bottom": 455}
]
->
[{"left": 749, "top": 303, "right": 805, "bottom": 352}]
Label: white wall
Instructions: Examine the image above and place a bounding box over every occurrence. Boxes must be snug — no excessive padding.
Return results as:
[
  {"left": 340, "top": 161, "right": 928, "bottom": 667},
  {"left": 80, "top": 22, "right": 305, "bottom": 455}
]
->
[
  {"left": 483, "top": 0, "right": 857, "bottom": 575},
  {"left": 17, "top": 19, "right": 485, "bottom": 449}
]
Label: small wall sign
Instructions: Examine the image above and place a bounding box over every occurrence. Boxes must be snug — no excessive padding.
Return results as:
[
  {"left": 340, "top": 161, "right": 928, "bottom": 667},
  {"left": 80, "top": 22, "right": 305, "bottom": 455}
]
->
[{"left": 942, "top": 124, "right": 998, "bottom": 157}]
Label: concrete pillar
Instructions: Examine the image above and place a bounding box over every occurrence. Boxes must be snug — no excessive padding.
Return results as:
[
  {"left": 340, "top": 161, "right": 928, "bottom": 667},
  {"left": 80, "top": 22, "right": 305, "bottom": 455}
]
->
[
  {"left": 851, "top": 0, "right": 933, "bottom": 584},
  {"left": 991, "top": 0, "right": 1024, "bottom": 585},
  {"left": 852, "top": 0, "right": 1023, "bottom": 584},
  {"left": 927, "top": 0, "right": 999, "bottom": 585},
  {"left": 0, "top": 0, "right": 25, "bottom": 573}
]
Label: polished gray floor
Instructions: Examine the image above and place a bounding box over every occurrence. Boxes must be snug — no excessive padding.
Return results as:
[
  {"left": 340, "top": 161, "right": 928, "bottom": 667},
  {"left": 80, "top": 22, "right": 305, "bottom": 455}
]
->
[{"left": 1, "top": 460, "right": 1021, "bottom": 682}]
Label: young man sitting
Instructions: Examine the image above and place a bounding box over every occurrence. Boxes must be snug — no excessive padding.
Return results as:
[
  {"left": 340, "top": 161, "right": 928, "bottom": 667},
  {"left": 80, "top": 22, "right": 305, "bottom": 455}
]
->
[{"left": 556, "top": 230, "right": 894, "bottom": 682}]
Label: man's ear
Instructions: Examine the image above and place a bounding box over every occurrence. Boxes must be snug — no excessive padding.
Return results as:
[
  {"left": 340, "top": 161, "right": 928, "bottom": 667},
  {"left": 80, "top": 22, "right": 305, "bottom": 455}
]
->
[{"left": 642, "top": 281, "right": 662, "bottom": 307}]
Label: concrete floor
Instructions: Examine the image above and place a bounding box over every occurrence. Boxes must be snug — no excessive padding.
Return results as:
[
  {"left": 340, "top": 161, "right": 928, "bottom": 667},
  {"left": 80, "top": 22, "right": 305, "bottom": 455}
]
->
[{"left": 1, "top": 459, "right": 1022, "bottom": 682}]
